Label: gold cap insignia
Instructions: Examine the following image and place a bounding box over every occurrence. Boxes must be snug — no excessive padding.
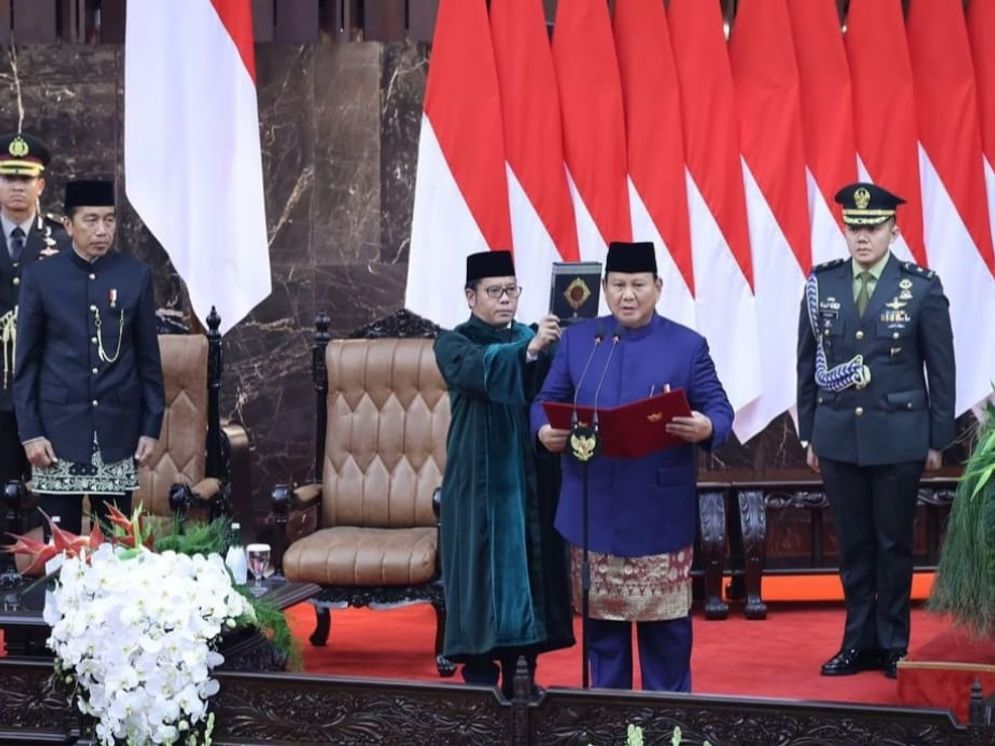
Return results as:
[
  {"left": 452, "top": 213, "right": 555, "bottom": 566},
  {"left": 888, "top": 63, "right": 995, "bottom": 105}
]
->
[
  {"left": 854, "top": 187, "right": 871, "bottom": 210},
  {"left": 8, "top": 136, "right": 29, "bottom": 158},
  {"left": 563, "top": 277, "right": 592, "bottom": 311}
]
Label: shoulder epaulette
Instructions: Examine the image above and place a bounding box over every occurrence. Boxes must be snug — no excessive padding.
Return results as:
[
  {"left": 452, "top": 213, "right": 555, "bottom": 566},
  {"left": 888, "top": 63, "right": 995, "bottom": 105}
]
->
[
  {"left": 812, "top": 258, "right": 845, "bottom": 273},
  {"left": 900, "top": 261, "right": 936, "bottom": 279},
  {"left": 44, "top": 212, "right": 64, "bottom": 224}
]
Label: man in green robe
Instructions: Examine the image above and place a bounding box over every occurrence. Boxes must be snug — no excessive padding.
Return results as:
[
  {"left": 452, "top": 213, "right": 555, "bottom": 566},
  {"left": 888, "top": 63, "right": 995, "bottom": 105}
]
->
[{"left": 434, "top": 249, "right": 574, "bottom": 697}]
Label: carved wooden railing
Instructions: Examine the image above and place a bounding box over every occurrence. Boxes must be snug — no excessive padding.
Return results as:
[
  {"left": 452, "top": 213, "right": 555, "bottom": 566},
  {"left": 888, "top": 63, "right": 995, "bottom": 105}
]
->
[{"left": 0, "top": 658, "right": 990, "bottom": 745}]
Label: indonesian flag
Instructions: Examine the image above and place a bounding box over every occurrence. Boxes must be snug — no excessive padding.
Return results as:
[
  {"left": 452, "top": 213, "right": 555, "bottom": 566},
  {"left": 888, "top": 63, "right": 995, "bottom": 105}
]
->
[
  {"left": 405, "top": 0, "right": 512, "bottom": 329},
  {"left": 124, "top": 0, "right": 270, "bottom": 335},
  {"left": 613, "top": 0, "right": 696, "bottom": 330},
  {"left": 845, "top": 0, "right": 925, "bottom": 266},
  {"left": 787, "top": 0, "right": 857, "bottom": 266},
  {"left": 490, "top": 0, "right": 579, "bottom": 324},
  {"left": 668, "top": 0, "right": 761, "bottom": 415},
  {"left": 908, "top": 0, "right": 995, "bottom": 414},
  {"left": 969, "top": 0, "right": 995, "bottom": 262},
  {"left": 552, "top": 0, "right": 631, "bottom": 270},
  {"left": 730, "top": 0, "right": 811, "bottom": 442}
]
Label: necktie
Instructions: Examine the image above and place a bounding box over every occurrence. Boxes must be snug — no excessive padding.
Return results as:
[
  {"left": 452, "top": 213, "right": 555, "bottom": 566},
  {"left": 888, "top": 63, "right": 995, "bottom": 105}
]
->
[
  {"left": 856, "top": 271, "right": 872, "bottom": 317},
  {"left": 9, "top": 227, "right": 24, "bottom": 262}
]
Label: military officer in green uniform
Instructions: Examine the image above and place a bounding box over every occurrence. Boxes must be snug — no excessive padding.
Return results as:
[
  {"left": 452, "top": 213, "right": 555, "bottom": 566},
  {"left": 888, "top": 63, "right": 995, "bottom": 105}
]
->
[
  {"left": 0, "top": 131, "right": 69, "bottom": 486},
  {"left": 13, "top": 179, "right": 164, "bottom": 536},
  {"left": 797, "top": 182, "right": 955, "bottom": 679}
]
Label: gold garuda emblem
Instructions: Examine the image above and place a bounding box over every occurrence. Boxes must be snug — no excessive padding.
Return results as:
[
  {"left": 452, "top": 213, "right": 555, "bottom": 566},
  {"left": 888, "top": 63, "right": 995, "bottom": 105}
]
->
[
  {"left": 854, "top": 187, "right": 871, "bottom": 210},
  {"left": 8, "top": 136, "right": 28, "bottom": 158},
  {"left": 563, "top": 277, "right": 592, "bottom": 311},
  {"left": 569, "top": 432, "right": 597, "bottom": 462}
]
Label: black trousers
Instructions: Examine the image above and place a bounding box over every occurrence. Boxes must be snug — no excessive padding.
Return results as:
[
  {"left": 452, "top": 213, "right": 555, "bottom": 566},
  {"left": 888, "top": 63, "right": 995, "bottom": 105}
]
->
[
  {"left": 461, "top": 652, "right": 537, "bottom": 699},
  {"left": 820, "top": 458, "right": 924, "bottom": 653},
  {"left": 40, "top": 492, "right": 132, "bottom": 539},
  {"left": 0, "top": 410, "right": 28, "bottom": 486}
]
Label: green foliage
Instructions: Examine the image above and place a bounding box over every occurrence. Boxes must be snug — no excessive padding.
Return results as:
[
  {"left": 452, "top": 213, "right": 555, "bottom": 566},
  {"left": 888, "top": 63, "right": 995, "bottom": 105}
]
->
[
  {"left": 153, "top": 518, "right": 231, "bottom": 556},
  {"left": 931, "top": 395, "right": 995, "bottom": 637}
]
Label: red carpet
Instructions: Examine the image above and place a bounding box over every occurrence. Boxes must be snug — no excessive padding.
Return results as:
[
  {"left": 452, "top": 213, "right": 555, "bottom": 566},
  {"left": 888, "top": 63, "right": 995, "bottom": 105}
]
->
[{"left": 284, "top": 601, "right": 959, "bottom": 713}]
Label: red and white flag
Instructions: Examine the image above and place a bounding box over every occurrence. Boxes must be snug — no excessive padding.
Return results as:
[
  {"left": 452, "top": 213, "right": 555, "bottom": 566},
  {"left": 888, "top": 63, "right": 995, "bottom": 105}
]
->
[
  {"left": 908, "top": 0, "right": 995, "bottom": 413},
  {"left": 968, "top": 0, "right": 995, "bottom": 263},
  {"left": 490, "top": 0, "right": 578, "bottom": 324},
  {"left": 552, "top": 0, "right": 630, "bottom": 271},
  {"left": 613, "top": 0, "right": 696, "bottom": 330},
  {"left": 124, "top": 0, "right": 270, "bottom": 335},
  {"left": 668, "top": 0, "right": 760, "bottom": 415},
  {"left": 405, "top": 0, "right": 512, "bottom": 328},
  {"left": 787, "top": 0, "right": 857, "bottom": 266},
  {"left": 730, "top": 0, "right": 811, "bottom": 442},
  {"left": 845, "top": 0, "right": 925, "bottom": 266}
]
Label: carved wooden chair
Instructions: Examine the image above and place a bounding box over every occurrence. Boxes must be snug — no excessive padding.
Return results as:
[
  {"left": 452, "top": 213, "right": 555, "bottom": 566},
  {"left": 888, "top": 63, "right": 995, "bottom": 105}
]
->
[
  {"left": 3, "top": 308, "right": 250, "bottom": 573},
  {"left": 135, "top": 308, "right": 250, "bottom": 527},
  {"left": 270, "top": 310, "right": 455, "bottom": 676}
]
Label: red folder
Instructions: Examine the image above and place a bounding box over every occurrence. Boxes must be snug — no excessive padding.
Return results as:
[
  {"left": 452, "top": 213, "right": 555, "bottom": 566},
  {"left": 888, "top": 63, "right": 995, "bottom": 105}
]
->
[{"left": 542, "top": 389, "right": 693, "bottom": 458}]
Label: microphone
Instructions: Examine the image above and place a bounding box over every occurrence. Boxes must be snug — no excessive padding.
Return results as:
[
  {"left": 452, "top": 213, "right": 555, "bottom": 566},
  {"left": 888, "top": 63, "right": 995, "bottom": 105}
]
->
[
  {"left": 591, "top": 327, "right": 622, "bottom": 428},
  {"left": 571, "top": 329, "right": 606, "bottom": 427}
]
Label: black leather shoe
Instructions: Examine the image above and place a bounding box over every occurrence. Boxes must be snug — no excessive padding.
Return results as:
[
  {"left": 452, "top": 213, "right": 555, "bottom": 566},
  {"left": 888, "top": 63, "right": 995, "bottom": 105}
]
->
[
  {"left": 883, "top": 649, "right": 907, "bottom": 679},
  {"left": 821, "top": 648, "right": 879, "bottom": 676}
]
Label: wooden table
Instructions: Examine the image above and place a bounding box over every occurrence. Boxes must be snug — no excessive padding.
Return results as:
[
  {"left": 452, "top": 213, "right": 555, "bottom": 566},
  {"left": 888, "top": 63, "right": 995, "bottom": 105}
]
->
[{"left": 0, "top": 576, "right": 320, "bottom": 669}]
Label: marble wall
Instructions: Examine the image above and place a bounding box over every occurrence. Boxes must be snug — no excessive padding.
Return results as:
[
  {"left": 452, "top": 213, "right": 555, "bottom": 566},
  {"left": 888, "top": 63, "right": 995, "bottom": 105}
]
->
[{"left": 0, "top": 41, "right": 972, "bottom": 528}]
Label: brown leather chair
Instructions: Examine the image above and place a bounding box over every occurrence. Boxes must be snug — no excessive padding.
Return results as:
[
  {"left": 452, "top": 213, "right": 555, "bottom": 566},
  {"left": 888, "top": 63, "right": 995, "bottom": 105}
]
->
[
  {"left": 270, "top": 311, "right": 454, "bottom": 676},
  {"left": 135, "top": 310, "right": 250, "bottom": 525}
]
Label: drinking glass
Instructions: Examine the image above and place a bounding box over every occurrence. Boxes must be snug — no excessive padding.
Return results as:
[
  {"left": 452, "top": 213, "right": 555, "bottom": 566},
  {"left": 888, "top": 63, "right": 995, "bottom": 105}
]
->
[{"left": 246, "top": 543, "right": 271, "bottom": 596}]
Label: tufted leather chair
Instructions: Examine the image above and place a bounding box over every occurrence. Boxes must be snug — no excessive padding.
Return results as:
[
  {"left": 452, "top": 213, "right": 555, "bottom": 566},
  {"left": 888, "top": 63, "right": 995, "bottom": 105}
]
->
[
  {"left": 270, "top": 311, "right": 455, "bottom": 677},
  {"left": 140, "top": 309, "right": 250, "bottom": 526}
]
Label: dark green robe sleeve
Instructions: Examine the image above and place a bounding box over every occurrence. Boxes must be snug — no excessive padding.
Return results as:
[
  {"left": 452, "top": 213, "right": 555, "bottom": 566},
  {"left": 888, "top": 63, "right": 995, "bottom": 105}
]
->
[{"left": 434, "top": 328, "right": 534, "bottom": 405}]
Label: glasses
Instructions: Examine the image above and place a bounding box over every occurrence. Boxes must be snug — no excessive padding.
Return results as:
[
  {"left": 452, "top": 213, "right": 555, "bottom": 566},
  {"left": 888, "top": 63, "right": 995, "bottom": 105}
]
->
[{"left": 482, "top": 285, "right": 523, "bottom": 299}]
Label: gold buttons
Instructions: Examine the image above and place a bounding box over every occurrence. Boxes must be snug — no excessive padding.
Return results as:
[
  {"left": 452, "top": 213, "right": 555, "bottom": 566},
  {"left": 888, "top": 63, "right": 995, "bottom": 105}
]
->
[
  {"left": 92, "top": 399, "right": 98, "bottom": 407},
  {"left": 91, "top": 336, "right": 98, "bottom": 344},
  {"left": 817, "top": 397, "right": 824, "bottom": 404},
  {"left": 89, "top": 304, "right": 97, "bottom": 312},
  {"left": 91, "top": 367, "right": 98, "bottom": 375},
  {"left": 907, "top": 402, "right": 913, "bottom": 410},
  {"left": 12, "top": 277, "right": 19, "bottom": 285},
  {"left": 88, "top": 273, "right": 96, "bottom": 280},
  {"left": 855, "top": 407, "right": 864, "bottom": 416},
  {"left": 855, "top": 330, "right": 864, "bottom": 340},
  {"left": 892, "top": 332, "right": 900, "bottom": 339}
]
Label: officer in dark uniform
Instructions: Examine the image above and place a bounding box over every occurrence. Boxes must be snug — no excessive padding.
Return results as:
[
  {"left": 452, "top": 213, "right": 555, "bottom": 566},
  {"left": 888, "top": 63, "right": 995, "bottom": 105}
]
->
[
  {"left": 13, "top": 179, "right": 164, "bottom": 535},
  {"left": 797, "top": 182, "right": 955, "bottom": 679},
  {"left": 0, "top": 132, "right": 69, "bottom": 485}
]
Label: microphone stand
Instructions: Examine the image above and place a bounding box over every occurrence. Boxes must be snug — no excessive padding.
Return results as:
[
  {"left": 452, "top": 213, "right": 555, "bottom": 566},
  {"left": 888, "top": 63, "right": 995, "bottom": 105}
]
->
[{"left": 570, "top": 331, "right": 619, "bottom": 689}]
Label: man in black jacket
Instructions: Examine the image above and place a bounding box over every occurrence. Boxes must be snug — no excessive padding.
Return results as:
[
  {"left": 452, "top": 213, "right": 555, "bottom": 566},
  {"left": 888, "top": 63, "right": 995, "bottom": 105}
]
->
[
  {"left": 14, "top": 179, "right": 164, "bottom": 534},
  {"left": 0, "top": 132, "right": 69, "bottom": 485},
  {"left": 797, "top": 182, "right": 955, "bottom": 679}
]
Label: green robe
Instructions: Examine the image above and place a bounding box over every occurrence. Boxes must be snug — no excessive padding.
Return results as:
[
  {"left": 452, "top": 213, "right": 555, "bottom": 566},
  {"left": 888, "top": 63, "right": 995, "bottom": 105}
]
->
[{"left": 435, "top": 315, "right": 574, "bottom": 661}]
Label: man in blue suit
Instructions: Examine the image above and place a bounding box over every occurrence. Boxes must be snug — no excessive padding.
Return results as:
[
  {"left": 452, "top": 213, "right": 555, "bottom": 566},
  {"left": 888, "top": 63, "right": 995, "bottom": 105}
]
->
[
  {"left": 531, "top": 241, "right": 734, "bottom": 691},
  {"left": 14, "top": 179, "right": 164, "bottom": 535}
]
